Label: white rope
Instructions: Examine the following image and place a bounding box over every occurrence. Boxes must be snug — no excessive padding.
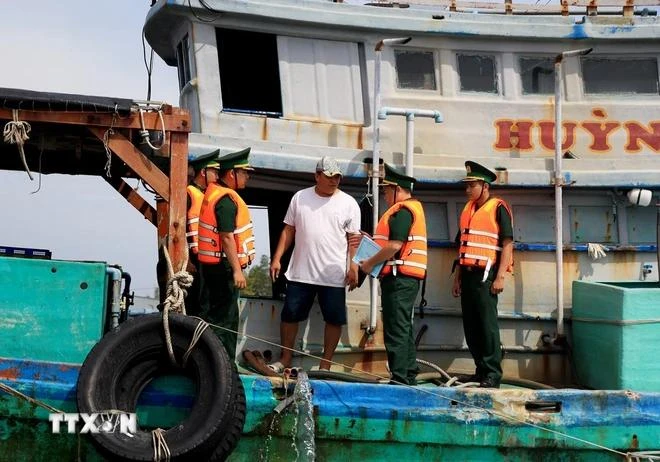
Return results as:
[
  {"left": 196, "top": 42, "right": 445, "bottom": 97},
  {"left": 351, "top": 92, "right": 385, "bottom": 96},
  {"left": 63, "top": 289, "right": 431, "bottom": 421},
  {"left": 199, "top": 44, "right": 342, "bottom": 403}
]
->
[
  {"left": 138, "top": 107, "right": 166, "bottom": 151},
  {"left": 102, "top": 110, "right": 117, "bottom": 177},
  {"left": 3, "top": 109, "right": 33, "bottom": 180},
  {"left": 160, "top": 243, "right": 193, "bottom": 365},
  {"left": 151, "top": 428, "right": 171, "bottom": 461},
  {"left": 181, "top": 317, "right": 210, "bottom": 367}
]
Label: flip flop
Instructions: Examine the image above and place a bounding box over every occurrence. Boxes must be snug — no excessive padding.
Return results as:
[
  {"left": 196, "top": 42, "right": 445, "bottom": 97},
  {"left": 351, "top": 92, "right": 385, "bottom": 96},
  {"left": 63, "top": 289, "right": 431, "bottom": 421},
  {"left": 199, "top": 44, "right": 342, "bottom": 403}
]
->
[
  {"left": 267, "top": 361, "right": 285, "bottom": 374},
  {"left": 242, "top": 350, "right": 280, "bottom": 377}
]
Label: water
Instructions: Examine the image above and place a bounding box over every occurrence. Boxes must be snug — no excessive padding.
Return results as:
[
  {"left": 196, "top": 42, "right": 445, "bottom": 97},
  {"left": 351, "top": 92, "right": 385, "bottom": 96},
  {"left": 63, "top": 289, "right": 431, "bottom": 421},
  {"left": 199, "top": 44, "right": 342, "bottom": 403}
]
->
[{"left": 292, "top": 371, "right": 315, "bottom": 462}]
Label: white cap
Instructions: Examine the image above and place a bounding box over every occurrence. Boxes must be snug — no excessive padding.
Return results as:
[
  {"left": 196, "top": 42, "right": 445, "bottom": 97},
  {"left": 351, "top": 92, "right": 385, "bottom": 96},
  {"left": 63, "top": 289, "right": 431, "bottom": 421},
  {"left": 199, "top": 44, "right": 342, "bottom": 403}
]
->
[{"left": 315, "top": 156, "right": 342, "bottom": 177}]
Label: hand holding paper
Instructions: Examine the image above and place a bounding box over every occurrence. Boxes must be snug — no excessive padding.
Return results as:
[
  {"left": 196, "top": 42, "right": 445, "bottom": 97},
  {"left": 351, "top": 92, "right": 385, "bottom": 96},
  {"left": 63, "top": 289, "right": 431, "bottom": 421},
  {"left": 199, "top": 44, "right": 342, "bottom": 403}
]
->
[{"left": 352, "top": 236, "right": 384, "bottom": 278}]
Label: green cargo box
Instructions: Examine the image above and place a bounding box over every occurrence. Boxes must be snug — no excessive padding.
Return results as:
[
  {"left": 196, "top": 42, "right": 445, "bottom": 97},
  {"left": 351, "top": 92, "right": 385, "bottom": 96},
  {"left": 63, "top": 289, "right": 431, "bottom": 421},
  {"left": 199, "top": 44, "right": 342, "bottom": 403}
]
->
[
  {"left": 0, "top": 256, "right": 108, "bottom": 364},
  {"left": 572, "top": 280, "right": 660, "bottom": 391}
]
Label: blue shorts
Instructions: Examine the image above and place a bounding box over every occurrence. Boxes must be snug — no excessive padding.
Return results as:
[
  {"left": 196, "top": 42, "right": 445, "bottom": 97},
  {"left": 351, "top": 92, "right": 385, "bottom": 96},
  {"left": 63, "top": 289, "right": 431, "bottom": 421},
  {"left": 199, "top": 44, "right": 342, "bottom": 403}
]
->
[{"left": 281, "top": 281, "right": 347, "bottom": 326}]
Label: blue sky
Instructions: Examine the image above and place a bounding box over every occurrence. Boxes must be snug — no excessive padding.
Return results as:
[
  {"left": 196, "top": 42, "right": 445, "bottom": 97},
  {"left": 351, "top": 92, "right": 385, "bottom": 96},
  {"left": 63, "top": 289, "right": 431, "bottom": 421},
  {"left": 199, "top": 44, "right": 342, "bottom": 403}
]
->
[{"left": 1, "top": 1, "right": 180, "bottom": 296}]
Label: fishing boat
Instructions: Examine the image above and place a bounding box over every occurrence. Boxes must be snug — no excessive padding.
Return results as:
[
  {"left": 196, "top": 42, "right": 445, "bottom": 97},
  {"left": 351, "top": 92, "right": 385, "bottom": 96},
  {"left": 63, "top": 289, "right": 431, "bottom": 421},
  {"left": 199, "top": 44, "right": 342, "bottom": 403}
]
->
[{"left": 3, "top": 0, "right": 660, "bottom": 460}]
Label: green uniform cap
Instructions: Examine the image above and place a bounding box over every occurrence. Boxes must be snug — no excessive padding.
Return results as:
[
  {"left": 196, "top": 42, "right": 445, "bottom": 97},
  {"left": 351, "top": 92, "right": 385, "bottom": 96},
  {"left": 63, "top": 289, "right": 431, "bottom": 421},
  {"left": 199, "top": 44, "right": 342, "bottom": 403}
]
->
[
  {"left": 381, "top": 163, "right": 416, "bottom": 191},
  {"left": 462, "top": 160, "right": 497, "bottom": 184},
  {"left": 188, "top": 149, "right": 220, "bottom": 171},
  {"left": 217, "top": 147, "right": 254, "bottom": 171}
]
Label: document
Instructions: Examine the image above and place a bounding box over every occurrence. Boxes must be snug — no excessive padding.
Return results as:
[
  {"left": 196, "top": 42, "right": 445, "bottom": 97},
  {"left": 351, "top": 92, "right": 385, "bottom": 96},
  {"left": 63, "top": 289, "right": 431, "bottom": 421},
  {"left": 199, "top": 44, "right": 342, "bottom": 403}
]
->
[{"left": 352, "top": 235, "right": 384, "bottom": 278}]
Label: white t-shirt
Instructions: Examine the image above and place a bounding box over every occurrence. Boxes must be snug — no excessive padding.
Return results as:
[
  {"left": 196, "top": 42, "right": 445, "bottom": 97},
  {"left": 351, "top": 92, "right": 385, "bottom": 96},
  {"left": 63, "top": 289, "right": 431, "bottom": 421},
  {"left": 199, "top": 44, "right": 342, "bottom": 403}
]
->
[{"left": 284, "top": 187, "right": 361, "bottom": 287}]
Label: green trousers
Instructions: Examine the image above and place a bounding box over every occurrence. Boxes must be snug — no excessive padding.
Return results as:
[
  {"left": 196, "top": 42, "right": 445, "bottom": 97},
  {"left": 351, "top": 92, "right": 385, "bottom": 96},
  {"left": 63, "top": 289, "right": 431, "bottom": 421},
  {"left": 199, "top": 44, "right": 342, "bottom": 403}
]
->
[
  {"left": 381, "top": 275, "right": 420, "bottom": 385},
  {"left": 460, "top": 268, "right": 502, "bottom": 385},
  {"left": 201, "top": 262, "right": 239, "bottom": 361},
  {"left": 185, "top": 254, "right": 209, "bottom": 318}
]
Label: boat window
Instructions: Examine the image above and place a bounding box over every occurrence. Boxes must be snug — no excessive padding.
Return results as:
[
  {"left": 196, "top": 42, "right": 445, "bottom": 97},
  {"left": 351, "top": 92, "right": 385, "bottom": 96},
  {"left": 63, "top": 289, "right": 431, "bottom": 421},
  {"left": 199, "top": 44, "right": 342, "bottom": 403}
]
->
[
  {"left": 242, "top": 206, "right": 273, "bottom": 298},
  {"left": 457, "top": 54, "right": 498, "bottom": 94},
  {"left": 216, "top": 28, "right": 283, "bottom": 116},
  {"left": 519, "top": 57, "right": 554, "bottom": 95},
  {"left": 394, "top": 50, "right": 437, "bottom": 90},
  {"left": 424, "top": 202, "right": 449, "bottom": 240},
  {"left": 582, "top": 58, "right": 659, "bottom": 95},
  {"left": 176, "top": 35, "right": 192, "bottom": 91},
  {"left": 569, "top": 206, "right": 619, "bottom": 244}
]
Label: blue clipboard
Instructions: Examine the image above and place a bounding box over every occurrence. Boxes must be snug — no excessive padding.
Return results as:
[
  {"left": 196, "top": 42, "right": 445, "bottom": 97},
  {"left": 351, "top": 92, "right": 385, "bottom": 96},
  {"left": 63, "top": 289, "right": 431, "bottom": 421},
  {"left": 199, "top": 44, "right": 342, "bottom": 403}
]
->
[{"left": 352, "top": 236, "right": 384, "bottom": 278}]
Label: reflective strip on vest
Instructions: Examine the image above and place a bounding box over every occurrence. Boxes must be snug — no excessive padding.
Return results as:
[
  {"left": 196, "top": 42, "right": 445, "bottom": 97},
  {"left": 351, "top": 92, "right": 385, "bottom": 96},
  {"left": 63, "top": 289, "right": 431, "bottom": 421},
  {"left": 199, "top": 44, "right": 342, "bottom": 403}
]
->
[
  {"left": 462, "top": 228, "right": 499, "bottom": 240},
  {"left": 464, "top": 241, "right": 502, "bottom": 252},
  {"left": 461, "top": 253, "right": 492, "bottom": 282}
]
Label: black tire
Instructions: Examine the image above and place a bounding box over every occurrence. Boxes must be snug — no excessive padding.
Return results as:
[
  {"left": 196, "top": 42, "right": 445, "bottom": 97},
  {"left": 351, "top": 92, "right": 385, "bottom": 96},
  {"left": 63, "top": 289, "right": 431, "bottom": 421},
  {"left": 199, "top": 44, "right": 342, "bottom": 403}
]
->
[
  {"left": 210, "top": 372, "right": 247, "bottom": 461},
  {"left": 77, "top": 313, "right": 244, "bottom": 461}
]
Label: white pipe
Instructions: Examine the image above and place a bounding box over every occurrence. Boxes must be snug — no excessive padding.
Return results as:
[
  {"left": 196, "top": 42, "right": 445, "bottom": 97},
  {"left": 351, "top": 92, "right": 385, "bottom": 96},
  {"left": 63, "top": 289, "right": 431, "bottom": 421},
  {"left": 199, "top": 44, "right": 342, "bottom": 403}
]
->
[
  {"left": 378, "top": 107, "right": 443, "bottom": 177},
  {"left": 106, "top": 266, "right": 122, "bottom": 329},
  {"left": 367, "top": 37, "right": 411, "bottom": 335},
  {"left": 554, "top": 48, "right": 591, "bottom": 338}
]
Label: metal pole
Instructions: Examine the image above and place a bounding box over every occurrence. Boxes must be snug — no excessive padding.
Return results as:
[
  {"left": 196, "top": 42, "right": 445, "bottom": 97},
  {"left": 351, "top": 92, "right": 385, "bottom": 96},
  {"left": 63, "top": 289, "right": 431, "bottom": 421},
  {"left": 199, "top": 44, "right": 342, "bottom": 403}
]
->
[
  {"left": 405, "top": 113, "right": 414, "bottom": 176},
  {"left": 554, "top": 48, "right": 591, "bottom": 338},
  {"left": 368, "top": 37, "right": 411, "bottom": 335}
]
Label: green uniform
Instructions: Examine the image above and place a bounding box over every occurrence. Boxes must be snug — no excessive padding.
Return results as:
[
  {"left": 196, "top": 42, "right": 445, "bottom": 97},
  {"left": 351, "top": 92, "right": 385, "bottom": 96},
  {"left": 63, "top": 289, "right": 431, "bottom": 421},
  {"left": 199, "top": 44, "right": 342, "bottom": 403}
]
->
[
  {"left": 458, "top": 202, "right": 513, "bottom": 386},
  {"left": 201, "top": 194, "right": 239, "bottom": 361},
  {"left": 380, "top": 208, "right": 420, "bottom": 386}
]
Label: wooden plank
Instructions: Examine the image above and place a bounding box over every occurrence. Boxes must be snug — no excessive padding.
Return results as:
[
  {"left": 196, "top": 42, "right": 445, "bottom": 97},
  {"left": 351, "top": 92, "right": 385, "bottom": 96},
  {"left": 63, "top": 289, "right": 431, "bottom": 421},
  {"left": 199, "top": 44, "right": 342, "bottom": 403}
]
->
[
  {"left": 166, "top": 131, "right": 189, "bottom": 272},
  {"left": 103, "top": 176, "right": 157, "bottom": 226},
  {"left": 0, "top": 107, "right": 190, "bottom": 132},
  {"left": 88, "top": 126, "right": 170, "bottom": 201}
]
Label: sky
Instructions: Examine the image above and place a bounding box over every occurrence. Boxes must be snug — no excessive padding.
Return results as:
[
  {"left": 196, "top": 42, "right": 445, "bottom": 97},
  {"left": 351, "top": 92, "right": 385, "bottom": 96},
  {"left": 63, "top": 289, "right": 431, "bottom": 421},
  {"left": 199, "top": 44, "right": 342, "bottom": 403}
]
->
[{"left": 1, "top": 1, "right": 180, "bottom": 296}]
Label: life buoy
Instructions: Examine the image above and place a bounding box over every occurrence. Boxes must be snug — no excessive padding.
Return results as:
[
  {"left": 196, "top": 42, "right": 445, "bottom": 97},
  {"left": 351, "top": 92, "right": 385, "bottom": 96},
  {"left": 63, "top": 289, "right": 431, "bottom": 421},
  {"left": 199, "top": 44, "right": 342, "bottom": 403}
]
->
[{"left": 76, "top": 313, "right": 245, "bottom": 461}]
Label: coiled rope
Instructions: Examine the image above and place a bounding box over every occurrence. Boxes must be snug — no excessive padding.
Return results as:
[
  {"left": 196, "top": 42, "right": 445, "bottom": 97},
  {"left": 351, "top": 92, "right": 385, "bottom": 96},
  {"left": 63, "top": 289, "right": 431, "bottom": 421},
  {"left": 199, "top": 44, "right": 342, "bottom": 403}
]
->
[{"left": 3, "top": 109, "right": 34, "bottom": 180}]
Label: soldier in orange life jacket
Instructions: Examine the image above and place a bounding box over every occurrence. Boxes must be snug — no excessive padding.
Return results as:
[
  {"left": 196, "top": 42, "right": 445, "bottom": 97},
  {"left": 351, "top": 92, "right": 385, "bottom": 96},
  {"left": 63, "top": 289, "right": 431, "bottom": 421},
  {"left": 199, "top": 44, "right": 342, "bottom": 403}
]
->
[
  {"left": 198, "top": 147, "right": 255, "bottom": 361},
  {"left": 358, "top": 163, "right": 427, "bottom": 385},
  {"left": 184, "top": 149, "right": 221, "bottom": 317},
  {"left": 451, "top": 161, "right": 514, "bottom": 389}
]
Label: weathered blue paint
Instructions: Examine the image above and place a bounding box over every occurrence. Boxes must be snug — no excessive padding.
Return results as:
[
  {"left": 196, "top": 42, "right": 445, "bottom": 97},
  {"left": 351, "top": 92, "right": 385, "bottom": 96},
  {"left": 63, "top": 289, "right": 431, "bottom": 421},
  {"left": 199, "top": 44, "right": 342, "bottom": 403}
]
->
[{"left": 567, "top": 22, "right": 589, "bottom": 40}]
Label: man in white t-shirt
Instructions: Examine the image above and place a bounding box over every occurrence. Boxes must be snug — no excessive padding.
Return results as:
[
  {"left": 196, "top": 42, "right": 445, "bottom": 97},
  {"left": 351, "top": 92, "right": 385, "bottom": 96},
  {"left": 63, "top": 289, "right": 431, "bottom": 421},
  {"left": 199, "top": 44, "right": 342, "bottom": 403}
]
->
[{"left": 269, "top": 156, "right": 361, "bottom": 371}]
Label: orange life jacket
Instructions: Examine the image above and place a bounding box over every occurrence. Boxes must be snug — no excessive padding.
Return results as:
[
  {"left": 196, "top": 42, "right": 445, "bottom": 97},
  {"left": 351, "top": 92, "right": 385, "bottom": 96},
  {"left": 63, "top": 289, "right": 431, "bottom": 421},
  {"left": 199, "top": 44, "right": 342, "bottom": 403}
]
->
[
  {"left": 186, "top": 185, "right": 204, "bottom": 255},
  {"left": 458, "top": 197, "right": 513, "bottom": 281},
  {"left": 197, "top": 183, "right": 255, "bottom": 268},
  {"left": 373, "top": 199, "right": 427, "bottom": 279}
]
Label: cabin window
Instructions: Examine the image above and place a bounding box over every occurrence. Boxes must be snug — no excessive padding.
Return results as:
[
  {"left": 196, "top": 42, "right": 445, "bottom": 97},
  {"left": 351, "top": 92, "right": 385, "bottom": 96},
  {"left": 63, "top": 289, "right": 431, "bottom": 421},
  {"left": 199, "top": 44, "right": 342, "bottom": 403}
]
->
[
  {"left": 569, "top": 206, "right": 618, "bottom": 244},
  {"left": 277, "top": 37, "right": 365, "bottom": 124},
  {"left": 242, "top": 206, "right": 273, "bottom": 298},
  {"left": 519, "top": 57, "right": 554, "bottom": 95},
  {"left": 176, "top": 35, "right": 192, "bottom": 91},
  {"left": 216, "top": 28, "right": 283, "bottom": 116},
  {"left": 425, "top": 202, "right": 449, "bottom": 240},
  {"left": 394, "top": 50, "right": 437, "bottom": 90},
  {"left": 457, "top": 54, "right": 498, "bottom": 94},
  {"left": 582, "top": 58, "right": 659, "bottom": 95}
]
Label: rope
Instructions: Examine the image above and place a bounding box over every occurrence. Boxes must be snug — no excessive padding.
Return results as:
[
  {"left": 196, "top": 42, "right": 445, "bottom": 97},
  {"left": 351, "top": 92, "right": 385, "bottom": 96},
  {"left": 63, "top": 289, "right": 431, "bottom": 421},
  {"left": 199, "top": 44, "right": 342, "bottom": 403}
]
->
[
  {"left": 181, "top": 317, "right": 210, "bottom": 367},
  {"left": 3, "top": 109, "right": 34, "bottom": 180},
  {"left": 210, "top": 320, "right": 633, "bottom": 459},
  {"left": 160, "top": 243, "right": 193, "bottom": 365},
  {"left": 138, "top": 107, "right": 166, "bottom": 151},
  {"left": 0, "top": 382, "right": 62, "bottom": 414},
  {"left": 102, "top": 109, "right": 117, "bottom": 177},
  {"left": 151, "top": 428, "right": 171, "bottom": 461}
]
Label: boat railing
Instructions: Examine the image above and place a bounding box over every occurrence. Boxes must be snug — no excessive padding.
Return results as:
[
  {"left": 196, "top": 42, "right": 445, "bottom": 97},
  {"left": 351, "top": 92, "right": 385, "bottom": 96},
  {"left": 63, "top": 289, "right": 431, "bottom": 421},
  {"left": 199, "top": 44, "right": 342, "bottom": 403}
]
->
[{"left": 361, "top": 0, "right": 660, "bottom": 16}]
